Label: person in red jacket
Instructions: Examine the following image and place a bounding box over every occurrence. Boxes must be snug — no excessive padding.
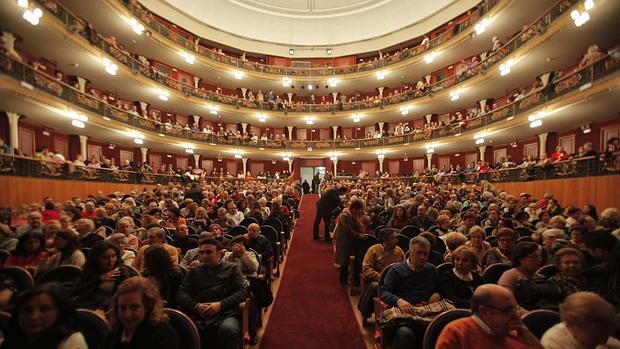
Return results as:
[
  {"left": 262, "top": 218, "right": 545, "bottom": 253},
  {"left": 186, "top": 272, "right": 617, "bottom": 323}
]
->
[{"left": 550, "top": 145, "right": 569, "bottom": 162}]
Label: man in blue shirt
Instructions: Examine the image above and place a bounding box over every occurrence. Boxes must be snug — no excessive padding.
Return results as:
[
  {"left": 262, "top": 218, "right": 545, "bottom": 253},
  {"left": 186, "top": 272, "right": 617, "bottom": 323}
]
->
[{"left": 380, "top": 236, "right": 442, "bottom": 349}]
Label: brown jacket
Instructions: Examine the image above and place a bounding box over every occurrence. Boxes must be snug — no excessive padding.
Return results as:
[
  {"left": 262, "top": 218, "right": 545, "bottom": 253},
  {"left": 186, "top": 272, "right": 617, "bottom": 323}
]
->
[{"left": 333, "top": 210, "right": 361, "bottom": 266}]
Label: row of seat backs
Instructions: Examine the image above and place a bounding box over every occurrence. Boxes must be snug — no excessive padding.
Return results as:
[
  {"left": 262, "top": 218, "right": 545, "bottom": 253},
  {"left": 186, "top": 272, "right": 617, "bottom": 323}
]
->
[{"left": 0, "top": 307, "right": 201, "bottom": 349}]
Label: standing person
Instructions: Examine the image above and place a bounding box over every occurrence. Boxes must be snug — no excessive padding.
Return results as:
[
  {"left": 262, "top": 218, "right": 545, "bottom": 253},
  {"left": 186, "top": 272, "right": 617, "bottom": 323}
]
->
[
  {"left": 311, "top": 172, "right": 320, "bottom": 193},
  {"left": 313, "top": 186, "right": 344, "bottom": 241},
  {"left": 100, "top": 277, "right": 180, "bottom": 349},
  {"left": 333, "top": 198, "right": 366, "bottom": 285}
]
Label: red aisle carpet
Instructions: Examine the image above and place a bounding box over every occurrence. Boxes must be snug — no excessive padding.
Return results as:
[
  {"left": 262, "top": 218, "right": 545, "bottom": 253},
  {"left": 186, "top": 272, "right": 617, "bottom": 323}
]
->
[{"left": 260, "top": 194, "right": 367, "bottom": 349}]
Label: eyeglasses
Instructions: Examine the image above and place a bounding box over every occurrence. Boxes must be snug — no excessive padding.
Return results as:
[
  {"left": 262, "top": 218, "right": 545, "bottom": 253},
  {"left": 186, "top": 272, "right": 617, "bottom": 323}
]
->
[{"left": 483, "top": 304, "right": 518, "bottom": 314}]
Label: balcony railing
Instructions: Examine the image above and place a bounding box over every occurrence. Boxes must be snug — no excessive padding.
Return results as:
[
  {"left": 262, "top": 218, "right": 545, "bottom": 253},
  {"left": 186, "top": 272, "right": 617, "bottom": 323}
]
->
[
  {"left": 337, "top": 153, "right": 620, "bottom": 184},
  {"left": 34, "top": 0, "right": 579, "bottom": 113},
  {"left": 116, "top": 0, "right": 499, "bottom": 76},
  {"left": 0, "top": 153, "right": 180, "bottom": 184},
  {"left": 2, "top": 47, "right": 617, "bottom": 150}
]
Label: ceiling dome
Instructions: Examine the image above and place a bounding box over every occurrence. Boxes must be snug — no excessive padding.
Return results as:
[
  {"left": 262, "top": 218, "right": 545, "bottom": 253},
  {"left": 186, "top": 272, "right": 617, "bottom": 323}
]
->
[{"left": 149, "top": 0, "right": 478, "bottom": 49}]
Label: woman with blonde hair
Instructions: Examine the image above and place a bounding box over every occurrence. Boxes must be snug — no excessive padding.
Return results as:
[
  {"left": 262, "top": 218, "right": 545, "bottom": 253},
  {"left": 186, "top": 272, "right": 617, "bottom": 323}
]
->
[{"left": 101, "top": 276, "right": 179, "bottom": 349}]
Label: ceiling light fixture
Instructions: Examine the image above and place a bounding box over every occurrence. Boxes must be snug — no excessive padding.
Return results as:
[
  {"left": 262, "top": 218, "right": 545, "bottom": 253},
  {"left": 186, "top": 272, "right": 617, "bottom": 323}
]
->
[
  {"left": 102, "top": 58, "right": 118, "bottom": 76},
  {"left": 326, "top": 48, "right": 332, "bottom": 55},
  {"left": 179, "top": 51, "right": 195, "bottom": 64},
  {"left": 499, "top": 59, "right": 515, "bottom": 76},
  {"left": 289, "top": 49, "right": 294, "bottom": 55},
  {"left": 353, "top": 114, "right": 361, "bottom": 123},
  {"left": 474, "top": 18, "right": 490, "bottom": 35},
  {"left": 134, "top": 138, "right": 143, "bottom": 144},
  {"left": 475, "top": 138, "right": 485, "bottom": 145},
  {"left": 329, "top": 77, "right": 338, "bottom": 87},
  {"left": 233, "top": 70, "right": 244, "bottom": 80},
  {"left": 71, "top": 119, "right": 85, "bottom": 128},
  {"left": 581, "top": 124, "right": 591, "bottom": 134},
  {"left": 282, "top": 77, "right": 292, "bottom": 87},
  {"left": 69, "top": 111, "right": 88, "bottom": 122},
  {"left": 128, "top": 18, "right": 144, "bottom": 35},
  {"left": 376, "top": 71, "right": 386, "bottom": 80},
  {"left": 449, "top": 89, "right": 461, "bottom": 101},
  {"left": 206, "top": 104, "right": 219, "bottom": 115},
  {"left": 17, "top": 0, "right": 28, "bottom": 8},
  {"left": 330, "top": 153, "right": 338, "bottom": 161},
  {"left": 22, "top": 7, "right": 42, "bottom": 26},
  {"left": 234, "top": 153, "right": 242, "bottom": 159},
  {"left": 305, "top": 119, "right": 314, "bottom": 125},
  {"left": 258, "top": 113, "right": 267, "bottom": 122},
  {"left": 424, "top": 51, "right": 440, "bottom": 64},
  {"left": 377, "top": 153, "right": 385, "bottom": 160},
  {"left": 400, "top": 105, "right": 412, "bottom": 115},
  {"left": 157, "top": 88, "right": 169, "bottom": 101}
]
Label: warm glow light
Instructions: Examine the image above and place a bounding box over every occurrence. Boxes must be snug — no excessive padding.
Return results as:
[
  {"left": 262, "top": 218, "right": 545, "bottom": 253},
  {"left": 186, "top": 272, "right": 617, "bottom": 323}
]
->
[
  {"left": 71, "top": 119, "right": 85, "bottom": 128},
  {"left": 474, "top": 18, "right": 490, "bottom": 35},
  {"left": 233, "top": 70, "right": 244, "bottom": 80},
  {"left": 134, "top": 138, "right": 143, "bottom": 144},
  {"left": 449, "top": 90, "right": 461, "bottom": 101},
  {"left": 128, "top": 18, "right": 144, "bottom": 35},
  {"left": 282, "top": 77, "right": 292, "bottom": 87},
  {"left": 180, "top": 52, "right": 195, "bottom": 64},
  {"left": 475, "top": 138, "right": 485, "bottom": 145},
  {"left": 157, "top": 89, "right": 170, "bottom": 101},
  {"left": 499, "top": 59, "right": 514, "bottom": 76},
  {"left": 584, "top": 0, "right": 595, "bottom": 10},
  {"left": 424, "top": 51, "right": 440, "bottom": 64},
  {"left": 530, "top": 119, "right": 543, "bottom": 128},
  {"left": 377, "top": 153, "right": 385, "bottom": 160},
  {"left": 234, "top": 153, "right": 242, "bottom": 159},
  {"left": 18, "top": 0, "right": 28, "bottom": 8},
  {"left": 426, "top": 148, "right": 435, "bottom": 154},
  {"left": 186, "top": 148, "right": 194, "bottom": 154},
  {"left": 376, "top": 71, "right": 386, "bottom": 80},
  {"left": 306, "top": 119, "right": 314, "bottom": 125},
  {"left": 329, "top": 77, "right": 338, "bottom": 87},
  {"left": 353, "top": 115, "right": 361, "bottom": 123},
  {"left": 22, "top": 8, "right": 42, "bottom": 25}
]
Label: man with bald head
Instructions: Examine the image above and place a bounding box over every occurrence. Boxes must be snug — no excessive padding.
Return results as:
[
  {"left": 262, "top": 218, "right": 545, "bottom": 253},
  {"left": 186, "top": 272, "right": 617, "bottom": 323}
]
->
[
  {"left": 245, "top": 223, "right": 273, "bottom": 275},
  {"left": 436, "top": 284, "right": 543, "bottom": 349}
]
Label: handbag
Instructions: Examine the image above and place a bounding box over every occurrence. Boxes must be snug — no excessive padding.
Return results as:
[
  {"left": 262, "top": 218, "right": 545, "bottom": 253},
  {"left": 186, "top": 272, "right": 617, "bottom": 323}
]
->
[{"left": 514, "top": 277, "right": 562, "bottom": 310}]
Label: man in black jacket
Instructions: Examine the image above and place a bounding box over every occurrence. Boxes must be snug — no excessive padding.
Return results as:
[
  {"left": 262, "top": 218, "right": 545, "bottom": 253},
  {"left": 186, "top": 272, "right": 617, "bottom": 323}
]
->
[
  {"left": 184, "top": 182, "right": 204, "bottom": 203},
  {"left": 313, "top": 187, "right": 344, "bottom": 241},
  {"left": 177, "top": 238, "right": 248, "bottom": 349}
]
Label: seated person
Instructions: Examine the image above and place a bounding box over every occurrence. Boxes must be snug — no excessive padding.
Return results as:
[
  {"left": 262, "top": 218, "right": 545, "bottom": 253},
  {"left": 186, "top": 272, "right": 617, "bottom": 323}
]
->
[
  {"left": 172, "top": 224, "right": 198, "bottom": 255},
  {"left": 223, "top": 235, "right": 259, "bottom": 277},
  {"left": 3, "top": 283, "right": 88, "bottom": 349},
  {"left": 358, "top": 229, "right": 405, "bottom": 322},
  {"left": 134, "top": 227, "right": 179, "bottom": 272},
  {"left": 465, "top": 226, "right": 491, "bottom": 268},
  {"left": 380, "top": 236, "right": 442, "bottom": 349},
  {"left": 498, "top": 241, "right": 542, "bottom": 292},
  {"left": 36, "top": 228, "right": 86, "bottom": 275},
  {"left": 539, "top": 247, "right": 588, "bottom": 310},
  {"left": 71, "top": 241, "right": 133, "bottom": 311},
  {"left": 440, "top": 246, "right": 483, "bottom": 308},
  {"left": 180, "top": 231, "right": 213, "bottom": 268},
  {"left": 142, "top": 245, "right": 184, "bottom": 308},
  {"left": 436, "top": 284, "right": 544, "bottom": 349},
  {"left": 541, "top": 291, "right": 620, "bottom": 349},
  {"left": 4, "top": 231, "right": 47, "bottom": 269},
  {"left": 484, "top": 228, "right": 517, "bottom": 267},
  {"left": 177, "top": 238, "right": 249, "bottom": 349},
  {"left": 105, "top": 233, "right": 136, "bottom": 266},
  {"left": 100, "top": 277, "right": 180, "bottom": 349},
  {"left": 245, "top": 223, "right": 273, "bottom": 275}
]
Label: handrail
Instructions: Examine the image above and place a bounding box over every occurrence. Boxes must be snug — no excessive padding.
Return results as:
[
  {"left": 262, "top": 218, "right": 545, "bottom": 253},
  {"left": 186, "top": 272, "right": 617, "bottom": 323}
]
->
[
  {"left": 335, "top": 153, "right": 620, "bottom": 184},
  {"left": 116, "top": 0, "right": 499, "bottom": 77},
  {"left": 34, "top": 0, "right": 579, "bottom": 114},
  {"left": 0, "top": 153, "right": 296, "bottom": 183},
  {"left": 1, "top": 46, "right": 617, "bottom": 150}
]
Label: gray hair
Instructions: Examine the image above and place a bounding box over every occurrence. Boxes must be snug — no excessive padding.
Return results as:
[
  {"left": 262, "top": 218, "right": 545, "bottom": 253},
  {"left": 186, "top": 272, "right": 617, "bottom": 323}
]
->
[{"left": 409, "top": 236, "right": 430, "bottom": 249}]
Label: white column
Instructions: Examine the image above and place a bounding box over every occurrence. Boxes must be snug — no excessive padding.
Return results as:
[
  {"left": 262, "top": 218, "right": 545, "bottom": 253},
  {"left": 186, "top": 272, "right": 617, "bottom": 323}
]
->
[
  {"left": 331, "top": 92, "right": 338, "bottom": 103},
  {"left": 426, "top": 153, "right": 433, "bottom": 170},
  {"left": 78, "top": 135, "right": 88, "bottom": 159},
  {"left": 6, "top": 112, "right": 20, "bottom": 150},
  {"left": 139, "top": 101, "right": 149, "bottom": 113},
  {"left": 2, "top": 31, "right": 20, "bottom": 60},
  {"left": 378, "top": 157, "right": 384, "bottom": 173},
  {"left": 478, "top": 145, "right": 487, "bottom": 163},
  {"left": 331, "top": 126, "right": 338, "bottom": 140},
  {"left": 241, "top": 88, "right": 247, "bottom": 99},
  {"left": 288, "top": 158, "right": 294, "bottom": 173},
  {"left": 192, "top": 115, "right": 201, "bottom": 124},
  {"left": 377, "top": 86, "right": 385, "bottom": 98},
  {"left": 242, "top": 158, "right": 248, "bottom": 176},
  {"left": 425, "top": 114, "right": 433, "bottom": 123},
  {"left": 193, "top": 154, "right": 200, "bottom": 168},
  {"left": 76, "top": 77, "right": 87, "bottom": 93},
  {"left": 378, "top": 122, "right": 385, "bottom": 135},
  {"left": 241, "top": 123, "right": 248, "bottom": 134},
  {"left": 286, "top": 93, "right": 293, "bottom": 103},
  {"left": 287, "top": 126, "right": 294, "bottom": 140},
  {"left": 140, "top": 147, "right": 148, "bottom": 164},
  {"left": 332, "top": 158, "right": 338, "bottom": 176},
  {"left": 193, "top": 76, "right": 201, "bottom": 88},
  {"left": 538, "top": 133, "right": 548, "bottom": 157}
]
